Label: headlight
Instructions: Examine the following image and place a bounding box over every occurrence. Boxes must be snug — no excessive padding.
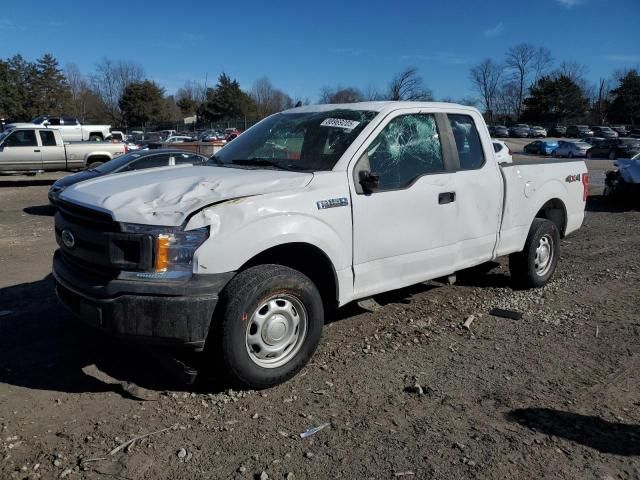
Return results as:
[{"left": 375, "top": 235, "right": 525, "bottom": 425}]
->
[{"left": 120, "top": 223, "right": 209, "bottom": 280}]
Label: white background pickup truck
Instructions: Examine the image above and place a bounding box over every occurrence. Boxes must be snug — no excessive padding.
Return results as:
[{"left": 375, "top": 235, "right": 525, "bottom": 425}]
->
[
  {"left": 0, "top": 127, "right": 126, "bottom": 173},
  {"left": 52, "top": 102, "right": 588, "bottom": 389},
  {"left": 8, "top": 116, "right": 111, "bottom": 142}
]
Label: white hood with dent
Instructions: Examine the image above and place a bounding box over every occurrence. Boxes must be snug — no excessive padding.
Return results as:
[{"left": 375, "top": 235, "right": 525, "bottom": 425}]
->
[{"left": 59, "top": 165, "right": 313, "bottom": 225}]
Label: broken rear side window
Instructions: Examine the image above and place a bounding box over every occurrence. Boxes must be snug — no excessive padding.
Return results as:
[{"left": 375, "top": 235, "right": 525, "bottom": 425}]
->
[{"left": 449, "top": 114, "right": 485, "bottom": 170}]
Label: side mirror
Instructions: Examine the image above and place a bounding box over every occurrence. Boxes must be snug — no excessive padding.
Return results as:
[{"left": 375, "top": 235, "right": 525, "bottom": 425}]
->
[{"left": 359, "top": 170, "right": 380, "bottom": 194}]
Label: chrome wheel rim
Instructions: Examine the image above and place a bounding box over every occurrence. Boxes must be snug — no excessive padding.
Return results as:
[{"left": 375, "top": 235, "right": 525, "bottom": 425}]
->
[
  {"left": 534, "top": 234, "right": 554, "bottom": 276},
  {"left": 245, "top": 295, "right": 308, "bottom": 368}
]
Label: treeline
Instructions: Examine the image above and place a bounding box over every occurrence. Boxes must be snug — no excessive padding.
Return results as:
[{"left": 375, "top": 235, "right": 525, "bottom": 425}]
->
[
  {"left": 2, "top": 51, "right": 638, "bottom": 129},
  {"left": 0, "top": 53, "right": 454, "bottom": 128},
  {"left": 469, "top": 43, "right": 640, "bottom": 125},
  {"left": 0, "top": 54, "right": 177, "bottom": 126}
]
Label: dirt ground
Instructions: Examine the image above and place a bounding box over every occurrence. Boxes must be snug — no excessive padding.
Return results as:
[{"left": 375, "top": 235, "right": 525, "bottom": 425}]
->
[{"left": 1, "top": 150, "right": 639, "bottom": 480}]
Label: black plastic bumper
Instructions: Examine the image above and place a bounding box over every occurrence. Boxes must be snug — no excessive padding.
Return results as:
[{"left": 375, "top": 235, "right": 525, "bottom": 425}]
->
[{"left": 52, "top": 250, "right": 235, "bottom": 350}]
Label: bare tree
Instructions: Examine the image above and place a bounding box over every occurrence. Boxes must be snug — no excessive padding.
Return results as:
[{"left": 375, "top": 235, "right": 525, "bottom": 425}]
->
[
  {"left": 363, "top": 84, "right": 383, "bottom": 101},
  {"left": 65, "top": 63, "right": 86, "bottom": 120},
  {"left": 251, "top": 76, "right": 293, "bottom": 116},
  {"left": 469, "top": 59, "right": 503, "bottom": 121},
  {"left": 176, "top": 80, "right": 207, "bottom": 115},
  {"left": 592, "top": 77, "right": 611, "bottom": 125},
  {"left": 505, "top": 44, "right": 553, "bottom": 119},
  {"left": 555, "top": 61, "right": 588, "bottom": 84},
  {"left": 65, "top": 63, "right": 107, "bottom": 122},
  {"left": 532, "top": 47, "right": 553, "bottom": 82},
  {"left": 318, "top": 85, "right": 363, "bottom": 104},
  {"left": 387, "top": 67, "right": 433, "bottom": 101},
  {"left": 91, "top": 58, "right": 145, "bottom": 124},
  {"left": 495, "top": 80, "right": 521, "bottom": 123}
]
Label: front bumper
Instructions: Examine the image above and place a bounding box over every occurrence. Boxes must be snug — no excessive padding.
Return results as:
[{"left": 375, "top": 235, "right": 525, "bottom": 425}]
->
[{"left": 52, "top": 250, "right": 235, "bottom": 350}]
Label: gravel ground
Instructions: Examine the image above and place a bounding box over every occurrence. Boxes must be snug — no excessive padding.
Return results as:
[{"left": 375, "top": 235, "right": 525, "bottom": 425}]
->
[{"left": 0, "top": 154, "right": 638, "bottom": 480}]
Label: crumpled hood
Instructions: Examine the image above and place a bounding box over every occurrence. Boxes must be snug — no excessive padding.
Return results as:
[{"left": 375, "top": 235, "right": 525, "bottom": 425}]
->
[
  {"left": 615, "top": 158, "right": 640, "bottom": 184},
  {"left": 59, "top": 165, "right": 313, "bottom": 225}
]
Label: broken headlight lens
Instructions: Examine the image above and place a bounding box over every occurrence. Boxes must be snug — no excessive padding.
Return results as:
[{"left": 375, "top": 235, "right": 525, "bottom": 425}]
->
[{"left": 119, "top": 223, "right": 209, "bottom": 279}]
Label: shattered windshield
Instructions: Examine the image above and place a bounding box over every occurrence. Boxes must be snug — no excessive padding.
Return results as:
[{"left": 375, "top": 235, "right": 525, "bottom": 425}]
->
[{"left": 209, "top": 109, "right": 378, "bottom": 171}]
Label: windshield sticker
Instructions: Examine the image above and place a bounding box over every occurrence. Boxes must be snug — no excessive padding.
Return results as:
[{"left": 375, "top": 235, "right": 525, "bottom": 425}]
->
[{"left": 320, "top": 118, "right": 360, "bottom": 130}]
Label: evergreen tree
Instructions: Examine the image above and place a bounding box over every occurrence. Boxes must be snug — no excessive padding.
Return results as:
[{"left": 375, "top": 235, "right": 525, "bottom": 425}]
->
[
  {"left": 522, "top": 75, "right": 588, "bottom": 123},
  {"left": 608, "top": 69, "right": 640, "bottom": 125},
  {"left": 119, "top": 80, "right": 165, "bottom": 127},
  {"left": 33, "top": 53, "right": 71, "bottom": 115},
  {"left": 198, "top": 73, "right": 256, "bottom": 122}
]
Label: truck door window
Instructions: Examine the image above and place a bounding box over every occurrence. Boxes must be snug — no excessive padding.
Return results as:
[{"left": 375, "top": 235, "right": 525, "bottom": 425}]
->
[
  {"left": 173, "top": 153, "right": 204, "bottom": 165},
  {"left": 62, "top": 117, "right": 78, "bottom": 125},
  {"left": 448, "top": 114, "right": 485, "bottom": 170},
  {"left": 126, "top": 155, "right": 169, "bottom": 171},
  {"left": 39, "top": 130, "right": 57, "bottom": 146},
  {"left": 47, "top": 118, "right": 61, "bottom": 126},
  {"left": 5, "top": 130, "right": 37, "bottom": 147},
  {"left": 366, "top": 114, "right": 444, "bottom": 190}
]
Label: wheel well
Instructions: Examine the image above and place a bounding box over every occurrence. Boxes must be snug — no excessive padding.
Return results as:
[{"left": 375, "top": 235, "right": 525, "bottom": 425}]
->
[
  {"left": 240, "top": 243, "right": 338, "bottom": 310},
  {"left": 89, "top": 132, "right": 104, "bottom": 139},
  {"left": 535, "top": 199, "right": 567, "bottom": 237},
  {"left": 86, "top": 155, "right": 110, "bottom": 164}
]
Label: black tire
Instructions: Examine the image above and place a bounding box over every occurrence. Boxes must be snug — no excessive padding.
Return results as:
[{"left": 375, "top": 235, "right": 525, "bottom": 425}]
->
[
  {"left": 586, "top": 150, "right": 592, "bottom": 159},
  {"left": 509, "top": 218, "right": 560, "bottom": 288},
  {"left": 609, "top": 150, "right": 616, "bottom": 160},
  {"left": 89, "top": 134, "right": 102, "bottom": 142},
  {"left": 210, "top": 264, "right": 324, "bottom": 389},
  {"left": 87, "top": 162, "right": 103, "bottom": 170},
  {"left": 568, "top": 151, "right": 574, "bottom": 158}
]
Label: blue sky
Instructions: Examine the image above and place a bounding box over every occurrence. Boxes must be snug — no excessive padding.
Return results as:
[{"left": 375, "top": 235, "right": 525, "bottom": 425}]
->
[{"left": 0, "top": 0, "right": 638, "bottom": 102}]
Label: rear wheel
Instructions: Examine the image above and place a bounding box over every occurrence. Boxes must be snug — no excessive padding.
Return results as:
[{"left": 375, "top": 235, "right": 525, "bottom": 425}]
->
[
  {"left": 210, "top": 264, "right": 324, "bottom": 389},
  {"left": 87, "top": 162, "right": 103, "bottom": 170},
  {"left": 509, "top": 219, "right": 560, "bottom": 288},
  {"left": 89, "top": 134, "right": 102, "bottom": 142}
]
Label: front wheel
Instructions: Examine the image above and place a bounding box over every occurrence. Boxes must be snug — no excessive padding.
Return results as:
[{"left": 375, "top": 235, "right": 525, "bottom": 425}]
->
[
  {"left": 210, "top": 264, "right": 324, "bottom": 389},
  {"left": 509, "top": 219, "right": 560, "bottom": 288}
]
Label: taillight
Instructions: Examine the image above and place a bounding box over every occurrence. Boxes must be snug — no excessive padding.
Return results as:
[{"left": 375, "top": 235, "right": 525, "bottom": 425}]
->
[
  {"left": 124, "top": 143, "right": 129, "bottom": 154},
  {"left": 582, "top": 173, "right": 589, "bottom": 201},
  {"left": 508, "top": 147, "right": 513, "bottom": 155}
]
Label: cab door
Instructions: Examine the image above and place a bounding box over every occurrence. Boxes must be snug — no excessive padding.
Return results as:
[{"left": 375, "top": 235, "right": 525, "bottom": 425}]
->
[
  {"left": 445, "top": 112, "right": 502, "bottom": 269},
  {"left": 39, "top": 129, "right": 66, "bottom": 170},
  {"left": 349, "top": 110, "right": 459, "bottom": 299},
  {"left": 0, "top": 129, "right": 42, "bottom": 171},
  {"left": 61, "top": 117, "right": 82, "bottom": 142}
]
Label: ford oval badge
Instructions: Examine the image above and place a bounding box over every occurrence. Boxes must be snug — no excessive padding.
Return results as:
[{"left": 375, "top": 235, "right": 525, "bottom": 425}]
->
[{"left": 61, "top": 229, "right": 75, "bottom": 248}]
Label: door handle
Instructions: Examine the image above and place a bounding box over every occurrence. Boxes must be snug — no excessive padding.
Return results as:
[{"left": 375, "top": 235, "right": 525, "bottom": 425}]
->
[
  {"left": 438, "top": 191, "right": 456, "bottom": 204},
  {"left": 34, "top": 149, "right": 40, "bottom": 152}
]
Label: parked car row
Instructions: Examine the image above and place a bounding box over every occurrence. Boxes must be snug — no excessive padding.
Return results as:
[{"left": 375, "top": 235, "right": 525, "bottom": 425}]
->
[
  {"left": 523, "top": 137, "right": 640, "bottom": 159},
  {"left": 489, "top": 123, "right": 635, "bottom": 139}
]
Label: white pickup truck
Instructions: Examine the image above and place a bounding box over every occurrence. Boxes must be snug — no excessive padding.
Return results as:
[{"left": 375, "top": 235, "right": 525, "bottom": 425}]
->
[
  {"left": 7, "top": 116, "right": 111, "bottom": 142},
  {"left": 0, "top": 127, "right": 127, "bottom": 174},
  {"left": 52, "top": 102, "right": 588, "bottom": 388}
]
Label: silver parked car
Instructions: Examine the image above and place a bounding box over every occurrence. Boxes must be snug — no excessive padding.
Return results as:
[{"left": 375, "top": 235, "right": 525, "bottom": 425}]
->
[
  {"left": 552, "top": 140, "right": 591, "bottom": 158},
  {"left": 529, "top": 126, "right": 547, "bottom": 138}
]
